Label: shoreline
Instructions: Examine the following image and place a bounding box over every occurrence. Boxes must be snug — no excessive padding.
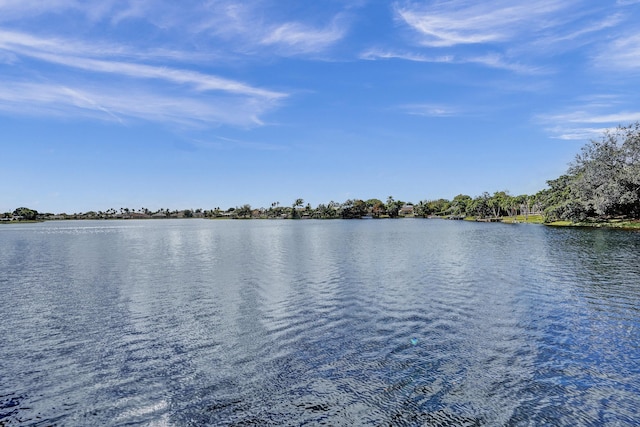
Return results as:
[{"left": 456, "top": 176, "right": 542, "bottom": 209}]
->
[{"left": 4, "top": 215, "right": 640, "bottom": 230}]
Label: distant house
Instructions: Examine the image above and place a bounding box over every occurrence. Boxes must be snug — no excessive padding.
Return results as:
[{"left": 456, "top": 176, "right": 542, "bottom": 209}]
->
[
  {"left": 130, "top": 212, "right": 150, "bottom": 219},
  {"left": 399, "top": 204, "right": 414, "bottom": 217}
]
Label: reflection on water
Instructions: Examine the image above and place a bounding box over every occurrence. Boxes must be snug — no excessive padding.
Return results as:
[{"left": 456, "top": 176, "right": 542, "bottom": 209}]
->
[{"left": 1, "top": 219, "right": 639, "bottom": 425}]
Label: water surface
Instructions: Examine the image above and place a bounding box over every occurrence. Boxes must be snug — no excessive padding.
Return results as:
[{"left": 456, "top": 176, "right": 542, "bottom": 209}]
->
[{"left": 1, "top": 219, "right": 639, "bottom": 426}]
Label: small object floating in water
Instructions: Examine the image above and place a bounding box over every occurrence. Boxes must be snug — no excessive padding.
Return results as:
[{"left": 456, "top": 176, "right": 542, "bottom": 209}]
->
[{"left": 410, "top": 338, "right": 418, "bottom": 346}]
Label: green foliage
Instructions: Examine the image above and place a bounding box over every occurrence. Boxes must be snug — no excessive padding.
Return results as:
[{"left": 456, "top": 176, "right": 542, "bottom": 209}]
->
[
  {"left": 340, "top": 199, "right": 367, "bottom": 219},
  {"left": 534, "top": 123, "right": 640, "bottom": 222},
  {"left": 13, "top": 207, "right": 38, "bottom": 220},
  {"left": 366, "top": 199, "right": 385, "bottom": 218},
  {"left": 450, "top": 194, "right": 472, "bottom": 217},
  {"left": 291, "top": 198, "right": 304, "bottom": 219},
  {"left": 569, "top": 123, "right": 640, "bottom": 218},
  {"left": 386, "top": 196, "right": 403, "bottom": 218},
  {"left": 235, "top": 204, "right": 252, "bottom": 218},
  {"left": 469, "top": 192, "right": 491, "bottom": 219}
]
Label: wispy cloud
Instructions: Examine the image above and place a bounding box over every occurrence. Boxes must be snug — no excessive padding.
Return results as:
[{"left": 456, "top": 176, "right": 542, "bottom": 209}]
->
[
  {"left": 546, "top": 126, "right": 613, "bottom": 141},
  {"left": 0, "top": 82, "right": 274, "bottom": 127},
  {"left": 360, "top": 48, "right": 454, "bottom": 63},
  {"left": 360, "top": 48, "right": 544, "bottom": 74},
  {"left": 388, "top": 0, "right": 626, "bottom": 76},
  {"left": 0, "top": 1, "right": 351, "bottom": 128},
  {"left": 549, "top": 111, "right": 640, "bottom": 124},
  {"left": 394, "top": 0, "right": 570, "bottom": 48},
  {"left": 0, "top": 0, "right": 118, "bottom": 22},
  {"left": 542, "top": 13, "right": 623, "bottom": 45},
  {"left": 30, "top": 51, "right": 284, "bottom": 99},
  {"left": 399, "top": 103, "right": 461, "bottom": 117},
  {"left": 538, "top": 96, "right": 640, "bottom": 140},
  {"left": 192, "top": 1, "right": 349, "bottom": 56},
  {"left": 0, "top": 27, "right": 286, "bottom": 127},
  {"left": 260, "top": 19, "right": 347, "bottom": 55},
  {"left": 595, "top": 33, "right": 640, "bottom": 70}
]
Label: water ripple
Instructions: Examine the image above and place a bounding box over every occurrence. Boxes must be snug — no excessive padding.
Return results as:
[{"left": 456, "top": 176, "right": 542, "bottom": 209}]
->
[{"left": 1, "top": 220, "right": 640, "bottom": 425}]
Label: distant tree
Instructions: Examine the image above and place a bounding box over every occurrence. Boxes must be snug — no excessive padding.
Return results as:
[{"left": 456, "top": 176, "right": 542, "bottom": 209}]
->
[
  {"left": 13, "top": 207, "right": 38, "bottom": 220},
  {"left": 365, "top": 198, "right": 385, "bottom": 218},
  {"left": 386, "top": 196, "right": 403, "bottom": 218},
  {"left": 291, "top": 198, "right": 304, "bottom": 219},
  {"left": 340, "top": 199, "right": 367, "bottom": 219},
  {"left": 470, "top": 192, "right": 491, "bottom": 219},
  {"left": 236, "top": 204, "right": 252, "bottom": 219},
  {"left": 538, "top": 174, "right": 586, "bottom": 222},
  {"left": 450, "top": 194, "right": 472, "bottom": 217},
  {"left": 314, "top": 203, "right": 337, "bottom": 219},
  {"left": 414, "top": 200, "right": 428, "bottom": 217},
  {"left": 425, "top": 198, "right": 450, "bottom": 216},
  {"left": 486, "top": 191, "right": 506, "bottom": 219}
]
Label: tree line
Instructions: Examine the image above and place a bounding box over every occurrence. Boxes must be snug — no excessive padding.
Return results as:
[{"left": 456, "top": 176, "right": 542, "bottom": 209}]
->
[
  {"left": 4, "top": 124, "right": 639, "bottom": 224},
  {"left": 233, "top": 123, "right": 640, "bottom": 223}
]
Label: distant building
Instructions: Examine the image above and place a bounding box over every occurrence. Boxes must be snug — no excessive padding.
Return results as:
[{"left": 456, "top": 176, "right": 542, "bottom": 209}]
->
[
  {"left": 399, "top": 204, "right": 414, "bottom": 217},
  {"left": 130, "top": 212, "right": 150, "bottom": 219}
]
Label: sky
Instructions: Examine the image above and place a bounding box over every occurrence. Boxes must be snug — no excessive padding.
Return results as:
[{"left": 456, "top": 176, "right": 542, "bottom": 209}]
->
[{"left": 2, "top": 0, "right": 640, "bottom": 214}]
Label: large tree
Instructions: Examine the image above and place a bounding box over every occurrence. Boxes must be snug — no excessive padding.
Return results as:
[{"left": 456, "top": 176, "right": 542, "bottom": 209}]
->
[
  {"left": 569, "top": 123, "right": 640, "bottom": 218},
  {"left": 450, "top": 194, "right": 472, "bottom": 217},
  {"left": 13, "top": 207, "right": 38, "bottom": 220}
]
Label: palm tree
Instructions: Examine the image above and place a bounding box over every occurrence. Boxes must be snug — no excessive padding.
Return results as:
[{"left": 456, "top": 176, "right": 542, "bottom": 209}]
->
[{"left": 292, "top": 198, "right": 304, "bottom": 218}]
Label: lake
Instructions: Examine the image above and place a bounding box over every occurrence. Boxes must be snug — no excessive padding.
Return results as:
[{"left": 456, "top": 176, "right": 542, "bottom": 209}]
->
[{"left": 1, "top": 219, "right": 639, "bottom": 426}]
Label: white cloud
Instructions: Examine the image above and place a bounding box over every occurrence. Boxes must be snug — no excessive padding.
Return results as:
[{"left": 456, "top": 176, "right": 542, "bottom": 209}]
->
[
  {"left": 189, "top": 1, "right": 349, "bottom": 56},
  {"left": 595, "top": 33, "right": 640, "bottom": 70},
  {"left": 549, "top": 127, "right": 613, "bottom": 140},
  {"left": 0, "top": 0, "right": 120, "bottom": 22},
  {"left": 360, "top": 48, "right": 543, "bottom": 74},
  {"left": 538, "top": 97, "right": 640, "bottom": 140},
  {"left": 0, "top": 0, "right": 350, "bottom": 57},
  {"left": 394, "top": 0, "right": 570, "bottom": 47},
  {"left": 464, "top": 53, "right": 545, "bottom": 74},
  {"left": 546, "top": 13, "right": 623, "bottom": 44},
  {"left": 545, "top": 111, "right": 640, "bottom": 124},
  {"left": 0, "top": 82, "right": 275, "bottom": 127},
  {"left": 360, "top": 48, "right": 454, "bottom": 63},
  {"left": 0, "top": 29, "right": 213, "bottom": 64},
  {"left": 0, "top": 29, "right": 286, "bottom": 126},
  {"left": 400, "top": 103, "right": 461, "bottom": 117},
  {"left": 575, "top": 112, "right": 640, "bottom": 124},
  {"left": 261, "top": 20, "right": 346, "bottom": 55},
  {"left": 29, "top": 51, "right": 285, "bottom": 99}
]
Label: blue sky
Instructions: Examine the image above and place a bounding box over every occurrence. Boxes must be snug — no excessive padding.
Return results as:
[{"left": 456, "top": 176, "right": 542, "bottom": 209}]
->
[{"left": 2, "top": 0, "right": 640, "bottom": 213}]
